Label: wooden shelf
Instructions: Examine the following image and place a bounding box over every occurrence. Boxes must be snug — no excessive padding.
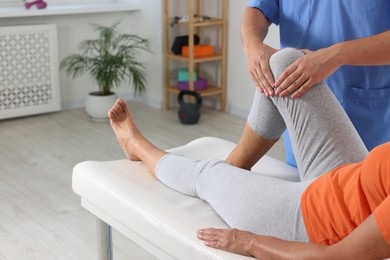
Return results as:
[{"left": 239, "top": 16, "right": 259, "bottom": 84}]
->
[
  {"left": 168, "top": 17, "right": 224, "bottom": 27},
  {"left": 167, "top": 85, "right": 223, "bottom": 97},
  {"left": 166, "top": 52, "right": 223, "bottom": 63},
  {"left": 164, "top": 0, "right": 227, "bottom": 111}
]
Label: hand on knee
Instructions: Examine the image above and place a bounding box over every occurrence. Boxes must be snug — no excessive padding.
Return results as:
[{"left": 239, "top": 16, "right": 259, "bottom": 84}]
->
[{"left": 269, "top": 48, "right": 305, "bottom": 80}]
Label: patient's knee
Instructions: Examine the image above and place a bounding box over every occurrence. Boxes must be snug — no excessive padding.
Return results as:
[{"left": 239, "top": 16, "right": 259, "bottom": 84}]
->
[{"left": 269, "top": 48, "right": 305, "bottom": 79}]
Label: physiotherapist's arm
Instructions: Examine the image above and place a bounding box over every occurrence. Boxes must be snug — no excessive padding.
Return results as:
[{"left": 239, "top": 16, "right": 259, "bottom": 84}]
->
[
  {"left": 336, "top": 30, "right": 390, "bottom": 66},
  {"left": 198, "top": 214, "right": 390, "bottom": 259},
  {"left": 275, "top": 30, "right": 390, "bottom": 99},
  {"left": 241, "top": 7, "right": 276, "bottom": 96}
]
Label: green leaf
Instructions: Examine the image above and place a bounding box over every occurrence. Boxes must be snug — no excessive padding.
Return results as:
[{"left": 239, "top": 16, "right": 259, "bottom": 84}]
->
[{"left": 59, "top": 21, "right": 151, "bottom": 96}]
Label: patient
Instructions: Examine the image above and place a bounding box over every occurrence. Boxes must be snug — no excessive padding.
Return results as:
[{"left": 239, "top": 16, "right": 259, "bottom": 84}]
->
[{"left": 109, "top": 48, "right": 390, "bottom": 259}]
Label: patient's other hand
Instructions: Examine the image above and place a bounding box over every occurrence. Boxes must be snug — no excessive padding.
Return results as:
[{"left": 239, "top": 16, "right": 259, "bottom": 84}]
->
[{"left": 197, "top": 228, "right": 254, "bottom": 257}]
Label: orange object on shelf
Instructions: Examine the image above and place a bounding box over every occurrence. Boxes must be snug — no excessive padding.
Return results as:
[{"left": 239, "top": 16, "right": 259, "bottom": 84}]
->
[{"left": 182, "top": 45, "right": 214, "bottom": 58}]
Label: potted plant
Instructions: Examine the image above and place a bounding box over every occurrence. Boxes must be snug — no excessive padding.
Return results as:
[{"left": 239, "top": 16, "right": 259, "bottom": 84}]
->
[{"left": 60, "top": 21, "right": 151, "bottom": 120}]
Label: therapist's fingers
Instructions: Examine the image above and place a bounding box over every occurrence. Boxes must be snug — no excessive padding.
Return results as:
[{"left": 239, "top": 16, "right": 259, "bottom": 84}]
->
[
  {"left": 275, "top": 68, "right": 305, "bottom": 97},
  {"left": 253, "top": 65, "right": 274, "bottom": 96},
  {"left": 249, "top": 72, "right": 262, "bottom": 92},
  {"left": 258, "top": 70, "right": 274, "bottom": 96},
  {"left": 291, "top": 78, "right": 316, "bottom": 99},
  {"left": 260, "top": 58, "right": 276, "bottom": 96},
  {"left": 299, "top": 48, "right": 312, "bottom": 55},
  {"left": 243, "top": 42, "right": 277, "bottom": 96},
  {"left": 248, "top": 58, "right": 268, "bottom": 94},
  {"left": 250, "top": 71, "right": 264, "bottom": 93},
  {"left": 274, "top": 59, "right": 299, "bottom": 89}
]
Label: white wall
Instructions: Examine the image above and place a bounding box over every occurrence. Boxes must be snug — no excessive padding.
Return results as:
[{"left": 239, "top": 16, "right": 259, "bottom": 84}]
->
[
  {"left": 0, "top": 1, "right": 164, "bottom": 110},
  {"left": 0, "top": 1, "right": 279, "bottom": 117},
  {"left": 226, "top": 0, "right": 280, "bottom": 117}
]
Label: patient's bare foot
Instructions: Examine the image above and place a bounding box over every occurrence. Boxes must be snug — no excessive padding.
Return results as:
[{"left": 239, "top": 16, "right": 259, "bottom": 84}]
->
[{"left": 108, "top": 99, "right": 141, "bottom": 161}]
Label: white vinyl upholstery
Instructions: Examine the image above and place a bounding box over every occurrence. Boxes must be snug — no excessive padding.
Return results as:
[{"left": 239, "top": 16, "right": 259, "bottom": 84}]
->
[{"left": 72, "top": 137, "right": 299, "bottom": 259}]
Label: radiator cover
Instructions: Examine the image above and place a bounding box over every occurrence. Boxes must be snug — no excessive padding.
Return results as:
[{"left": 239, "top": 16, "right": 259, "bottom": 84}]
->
[{"left": 0, "top": 24, "right": 60, "bottom": 120}]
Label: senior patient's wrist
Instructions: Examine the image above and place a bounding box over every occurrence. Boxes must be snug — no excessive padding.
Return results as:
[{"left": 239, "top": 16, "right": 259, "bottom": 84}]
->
[
  {"left": 247, "top": 233, "right": 258, "bottom": 257},
  {"left": 248, "top": 234, "right": 272, "bottom": 258}
]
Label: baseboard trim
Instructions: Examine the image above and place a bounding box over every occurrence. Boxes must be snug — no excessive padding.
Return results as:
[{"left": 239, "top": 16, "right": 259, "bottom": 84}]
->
[{"left": 61, "top": 95, "right": 249, "bottom": 119}]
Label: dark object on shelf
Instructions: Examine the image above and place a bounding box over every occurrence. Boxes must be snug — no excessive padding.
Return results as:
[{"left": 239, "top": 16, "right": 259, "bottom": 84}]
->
[
  {"left": 178, "top": 90, "right": 202, "bottom": 124},
  {"left": 170, "top": 16, "right": 181, "bottom": 27},
  {"left": 171, "top": 35, "right": 200, "bottom": 55}
]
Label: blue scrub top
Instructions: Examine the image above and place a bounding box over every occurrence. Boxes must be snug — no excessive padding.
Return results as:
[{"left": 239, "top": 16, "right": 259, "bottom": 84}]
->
[{"left": 248, "top": 0, "right": 390, "bottom": 167}]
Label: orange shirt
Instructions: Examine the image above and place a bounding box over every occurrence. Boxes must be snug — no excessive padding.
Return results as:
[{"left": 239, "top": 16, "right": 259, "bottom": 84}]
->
[{"left": 301, "top": 142, "right": 390, "bottom": 246}]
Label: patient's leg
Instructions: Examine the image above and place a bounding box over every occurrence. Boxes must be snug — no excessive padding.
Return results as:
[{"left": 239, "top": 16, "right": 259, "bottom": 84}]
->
[
  {"left": 226, "top": 86, "right": 286, "bottom": 170},
  {"left": 109, "top": 97, "right": 310, "bottom": 242},
  {"left": 226, "top": 89, "right": 286, "bottom": 172},
  {"left": 229, "top": 48, "right": 369, "bottom": 180},
  {"left": 267, "top": 48, "right": 368, "bottom": 180},
  {"left": 226, "top": 122, "right": 278, "bottom": 170},
  {"left": 108, "top": 99, "right": 167, "bottom": 174},
  {"left": 107, "top": 49, "right": 368, "bottom": 243}
]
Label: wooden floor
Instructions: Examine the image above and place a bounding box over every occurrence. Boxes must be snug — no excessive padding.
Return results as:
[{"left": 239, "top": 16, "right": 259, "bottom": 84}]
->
[{"left": 0, "top": 102, "right": 285, "bottom": 260}]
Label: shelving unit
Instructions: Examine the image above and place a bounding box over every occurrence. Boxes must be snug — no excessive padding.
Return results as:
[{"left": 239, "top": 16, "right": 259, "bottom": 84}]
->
[{"left": 163, "top": 0, "right": 227, "bottom": 111}]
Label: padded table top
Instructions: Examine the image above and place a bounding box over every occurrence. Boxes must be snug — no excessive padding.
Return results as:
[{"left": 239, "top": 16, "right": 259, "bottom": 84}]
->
[{"left": 72, "top": 137, "right": 299, "bottom": 259}]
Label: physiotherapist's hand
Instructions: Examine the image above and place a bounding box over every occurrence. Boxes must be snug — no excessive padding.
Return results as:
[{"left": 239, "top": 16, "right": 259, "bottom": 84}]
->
[
  {"left": 274, "top": 48, "right": 339, "bottom": 98},
  {"left": 197, "top": 228, "right": 254, "bottom": 257},
  {"left": 243, "top": 39, "right": 277, "bottom": 96}
]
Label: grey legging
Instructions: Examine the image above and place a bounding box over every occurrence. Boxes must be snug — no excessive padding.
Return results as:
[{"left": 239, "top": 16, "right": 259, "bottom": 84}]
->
[{"left": 156, "top": 48, "right": 368, "bottom": 242}]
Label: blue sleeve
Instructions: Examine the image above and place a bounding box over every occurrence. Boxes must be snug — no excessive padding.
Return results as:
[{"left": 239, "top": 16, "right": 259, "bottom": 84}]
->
[{"left": 247, "top": 0, "right": 280, "bottom": 25}]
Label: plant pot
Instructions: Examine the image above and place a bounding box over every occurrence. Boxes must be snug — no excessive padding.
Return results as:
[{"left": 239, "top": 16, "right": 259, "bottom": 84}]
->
[{"left": 85, "top": 92, "right": 118, "bottom": 121}]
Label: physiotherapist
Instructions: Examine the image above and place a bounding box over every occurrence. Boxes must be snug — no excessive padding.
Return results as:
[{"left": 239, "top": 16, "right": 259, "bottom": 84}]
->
[{"left": 242, "top": 0, "right": 390, "bottom": 167}]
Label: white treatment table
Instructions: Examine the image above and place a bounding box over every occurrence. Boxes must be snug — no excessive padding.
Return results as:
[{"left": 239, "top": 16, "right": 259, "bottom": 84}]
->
[{"left": 72, "top": 137, "right": 299, "bottom": 259}]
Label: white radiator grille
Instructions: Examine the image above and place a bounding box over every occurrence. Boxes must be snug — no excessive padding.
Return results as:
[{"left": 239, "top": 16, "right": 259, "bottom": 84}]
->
[{"left": 0, "top": 24, "right": 60, "bottom": 120}]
